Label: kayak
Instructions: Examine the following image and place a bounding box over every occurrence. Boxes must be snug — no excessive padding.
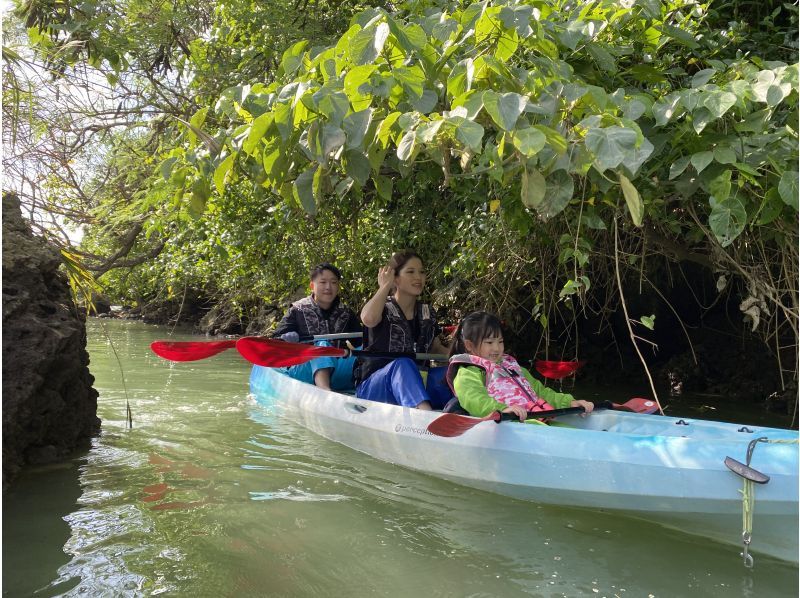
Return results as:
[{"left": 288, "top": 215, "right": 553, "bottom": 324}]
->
[{"left": 249, "top": 365, "right": 799, "bottom": 563}]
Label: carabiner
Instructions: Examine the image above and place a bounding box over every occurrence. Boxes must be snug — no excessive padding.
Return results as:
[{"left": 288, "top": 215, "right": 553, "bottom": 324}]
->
[{"left": 741, "top": 532, "right": 754, "bottom": 568}]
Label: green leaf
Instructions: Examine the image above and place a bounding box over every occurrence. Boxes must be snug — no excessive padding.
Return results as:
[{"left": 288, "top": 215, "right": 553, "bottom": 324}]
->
[
  {"left": 691, "top": 69, "right": 715, "bottom": 87},
  {"left": 691, "top": 151, "right": 714, "bottom": 174},
  {"left": 242, "top": 112, "right": 273, "bottom": 155},
  {"left": 534, "top": 125, "right": 568, "bottom": 155},
  {"left": 582, "top": 207, "right": 607, "bottom": 230},
  {"left": 619, "top": 173, "right": 643, "bottom": 226},
  {"left": 702, "top": 90, "right": 737, "bottom": 119},
  {"left": 316, "top": 90, "right": 350, "bottom": 125},
  {"left": 213, "top": 153, "right": 236, "bottom": 194},
  {"left": 393, "top": 65, "right": 425, "bottom": 100},
  {"left": 451, "top": 90, "right": 484, "bottom": 119},
  {"left": 387, "top": 17, "right": 427, "bottom": 54},
  {"left": 584, "top": 126, "right": 638, "bottom": 172},
  {"left": 374, "top": 174, "right": 393, "bottom": 200},
  {"left": 350, "top": 22, "right": 390, "bottom": 65},
  {"left": 482, "top": 91, "right": 526, "bottom": 131},
  {"left": 779, "top": 171, "right": 799, "bottom": 211},
  {"left": 447, "top": 58, "right": 474, "bottom": 99},
  {"left": 344, "top": 150, "right": 371, "bottom": 186},
  {"left": 499, "top": 5, "right": 533, "bottom": 38},
  {"left": 450, "top": 117, "right": 484, "bottom": 152},
  {"left": 653, "top": 93, "right": 682, "bottom": 126},
  {"left": 344, "top": 64, "right": 377, "bottom": 98},
  {"left": 668, "top": 156, "right": 691, "bottom": 180},
  {"left": 587, "top": 44, "right": 617, "bottom": 74},
  {"left": 377, "top": 111, "right": 401, "bottom": 148},
  {"left": 511, "top": 127, "right": 546, "bottom": 158},
  {"left": 309, "top": 124, "right": 346, "bottom": 164},
  {"left": 713, "top": 146, "right": 736, "bottom": 165},
  {"left": 397, "top": 130, "right": 417, "bottom": 162},
  {"left": 537, "top": 170, "right": 574, "bottom": 220},
  {"left": 708, "top": 170, "right": 732, "bottom": 203},
  {"left": 409, "top": 89, "right": 438, "bottom": 113},
  {"left": 342, "top": 108, "right": 373, "bottom": 149},
  {"left": 189, "top": 178, "right": 211, "bottom": 219},
  {"left": 293, "top": 165, "right": 319, "bottom": 215},
  {"left": 521, "top": 166, "right": 546, "bottom": 209},
  {"left": 640, "top": 315, "right": 656, "bottom": 330},
  {"left": 756, "top": 188, "right": 785, "bottom": 225},
  {"left": 709, "top": 195, "right": 746, "bottom": 247},
  {"left": 416, "top": 119, "right": 444, "bottom": 143},
  {"left": 187, "top": 107, "right": 209, "bottom": 147},
  {"left": 160, "top": 157, "right": 178, "bottom": 182},
  {"left": 279, "top": 40, "right": 308, "bottom": 77}
]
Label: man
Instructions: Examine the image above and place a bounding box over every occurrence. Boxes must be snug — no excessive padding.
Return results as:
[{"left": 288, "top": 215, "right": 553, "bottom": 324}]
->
[{"left": 271, "top": 263, "right": 362, "bottom": 390}]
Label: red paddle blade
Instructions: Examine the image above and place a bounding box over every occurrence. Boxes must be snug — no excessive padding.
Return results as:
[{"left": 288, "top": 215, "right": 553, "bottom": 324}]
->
[
  {"left": 535, "top": 360, "right": 586, "bottom": 380},
  {"left": 150, "top": 340, "right": 237, "bottom": 361},
  {"left": 612, "top": 397, "right": 660, "bottom": 414},
  {"left": 426, "top": 412, "right": 500, "bottom": 437},
  {"left": 236, "top": 337, "right": 346, "bottom": 367}
]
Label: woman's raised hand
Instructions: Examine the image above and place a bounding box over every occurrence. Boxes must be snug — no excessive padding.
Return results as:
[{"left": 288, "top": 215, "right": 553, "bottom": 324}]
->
[{"left": 377, "top": 266, "right": 394, "bottom": 290}]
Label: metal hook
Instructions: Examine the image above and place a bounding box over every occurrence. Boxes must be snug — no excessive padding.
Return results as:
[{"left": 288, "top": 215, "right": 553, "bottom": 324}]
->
[{"left": 741, "top": 532, "right": 754, "bottom": 568}]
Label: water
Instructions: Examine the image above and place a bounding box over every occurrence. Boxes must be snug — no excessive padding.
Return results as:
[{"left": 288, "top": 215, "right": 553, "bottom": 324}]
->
[{"left": 3, "top": 319, "right": 797, "bottom": 596}]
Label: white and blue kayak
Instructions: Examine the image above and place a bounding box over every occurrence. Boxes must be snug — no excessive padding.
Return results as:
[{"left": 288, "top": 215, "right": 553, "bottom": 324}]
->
[{"left": 249, "top": 365, "right": 799, "bottom": 563}]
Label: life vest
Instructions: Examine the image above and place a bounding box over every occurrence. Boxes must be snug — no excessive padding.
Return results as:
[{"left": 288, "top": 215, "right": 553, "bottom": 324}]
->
[
  {"left": 280, "top": 296, "right": 358, "bottom": 343},
  {"left": 446, "top": 353, "right": 554, "bottom": 412},
  {"left": 355, "top": 298, "right": 437, "bottom": 384}
]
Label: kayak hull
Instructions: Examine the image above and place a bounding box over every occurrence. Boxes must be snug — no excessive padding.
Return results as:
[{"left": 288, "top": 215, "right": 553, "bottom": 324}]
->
[{"left": 249, "top": 365, "right": 799, "bottom": 563}]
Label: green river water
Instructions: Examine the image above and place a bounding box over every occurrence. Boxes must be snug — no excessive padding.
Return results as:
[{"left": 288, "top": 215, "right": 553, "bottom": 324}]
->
[{"left": 3, "top": 319, "right": 798, "bottom": 597}]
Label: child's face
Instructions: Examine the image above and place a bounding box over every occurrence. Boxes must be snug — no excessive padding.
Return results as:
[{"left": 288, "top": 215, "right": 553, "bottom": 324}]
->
[{"left": 466, "top": 335, "right": 504, "bottom": 363}]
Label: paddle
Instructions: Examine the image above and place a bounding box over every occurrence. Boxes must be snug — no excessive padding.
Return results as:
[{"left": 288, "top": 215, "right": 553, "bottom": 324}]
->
[
  {"left": 427, "top": 398, "right": 659, "bottom": 438},
  {"left": 236, "top": 337, "right": 447, "bottom": 368},
  {"left": 151, "top": 332, "right": 362, "bottom": 362},
  {"left": 535, "top": 360, "right": 586, "bottom": 380}
]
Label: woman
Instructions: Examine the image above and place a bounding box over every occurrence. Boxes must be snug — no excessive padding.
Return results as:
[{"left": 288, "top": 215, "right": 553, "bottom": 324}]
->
[{"left": 356, "top": 250, "right": 450, "bottom": 409}]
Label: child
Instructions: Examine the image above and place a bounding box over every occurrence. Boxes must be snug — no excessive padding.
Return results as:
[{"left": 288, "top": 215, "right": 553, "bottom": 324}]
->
[{"left": 446, "top": 311, "right": 593, "bottom": 423}]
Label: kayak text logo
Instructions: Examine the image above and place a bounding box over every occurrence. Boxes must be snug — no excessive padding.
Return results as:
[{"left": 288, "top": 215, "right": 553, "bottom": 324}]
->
[{"left": 394, "top": 423, "right": 434, "bottom": 437}]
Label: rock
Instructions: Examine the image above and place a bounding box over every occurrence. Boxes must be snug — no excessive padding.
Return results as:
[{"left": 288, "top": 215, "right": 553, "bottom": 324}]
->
[{"left": 2, "top": 194, "right": 100, "bottom": 491}]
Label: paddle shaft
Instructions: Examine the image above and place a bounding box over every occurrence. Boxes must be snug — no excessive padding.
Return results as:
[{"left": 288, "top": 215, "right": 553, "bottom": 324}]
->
[
  {"left": 498, "top": 401, "right": 612, "bottom": 421},
  {"left": 235, "top": 336, "right": 447, "bottom": 367},
  {"left": 337, "top": 349, "right": 445, "bottom": 361}
]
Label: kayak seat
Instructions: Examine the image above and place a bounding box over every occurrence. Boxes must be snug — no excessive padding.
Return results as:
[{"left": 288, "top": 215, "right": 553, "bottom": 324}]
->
[{"left": 442, "top": 397, "right": 469, "bottom": 415}]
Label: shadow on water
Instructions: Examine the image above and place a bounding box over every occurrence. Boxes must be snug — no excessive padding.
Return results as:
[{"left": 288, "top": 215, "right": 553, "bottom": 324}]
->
[{"left": 2, "top": 457, "right": 85, "bottom": 596}]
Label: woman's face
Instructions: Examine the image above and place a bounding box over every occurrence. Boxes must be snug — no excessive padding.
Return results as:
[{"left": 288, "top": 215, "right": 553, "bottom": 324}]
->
[{"left": 394, "top": 257, "right": 426, "bottom": 297}]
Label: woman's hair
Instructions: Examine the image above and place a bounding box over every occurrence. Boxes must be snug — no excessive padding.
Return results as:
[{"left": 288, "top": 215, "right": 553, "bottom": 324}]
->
[
  {"left": 386, "top": 250, "right": 423, "bottom": 275},
  {"left": 450, "top": 311, "right": 503, "bottom": 356}
]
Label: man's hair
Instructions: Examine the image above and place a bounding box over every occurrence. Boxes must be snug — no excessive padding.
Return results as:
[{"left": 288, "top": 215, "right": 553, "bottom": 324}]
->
[{"left": 310, "top": 263, "right": 342, "bottom": 281}]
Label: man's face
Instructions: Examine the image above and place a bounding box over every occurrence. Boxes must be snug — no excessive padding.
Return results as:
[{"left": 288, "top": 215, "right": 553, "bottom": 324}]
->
[{"left": 310, "top": 270, "right": 340, "bottom": 306}]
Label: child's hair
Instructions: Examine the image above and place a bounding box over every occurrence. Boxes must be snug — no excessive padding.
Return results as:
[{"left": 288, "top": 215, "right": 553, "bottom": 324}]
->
[
  {"left": 450, "top": 311, "right": 503, "bottom": 357},
  {"left": 387, "top": 250, "right": 423, "bottom": 275},
  {"left": 309, "top": 262, "right": 342, "bottom": 281}
]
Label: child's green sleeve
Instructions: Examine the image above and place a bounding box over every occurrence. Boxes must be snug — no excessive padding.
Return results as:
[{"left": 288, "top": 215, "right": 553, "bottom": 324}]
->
[
  {"left": 452, "top": 366, "right": 506, "bottom": 417},
  {"left": 521, "top": 367, "right": 575, "bottom": 409}
]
